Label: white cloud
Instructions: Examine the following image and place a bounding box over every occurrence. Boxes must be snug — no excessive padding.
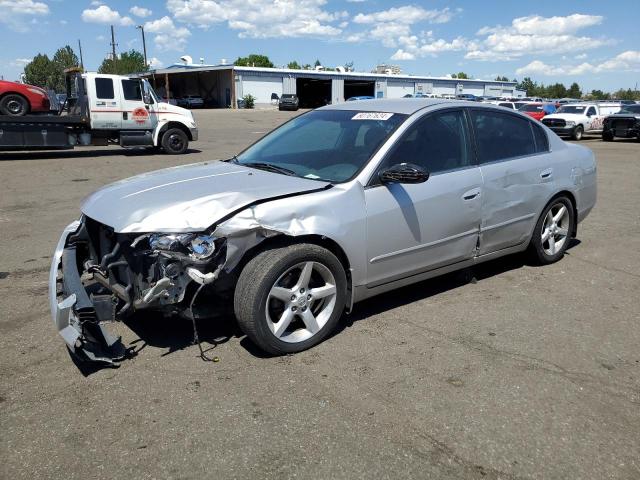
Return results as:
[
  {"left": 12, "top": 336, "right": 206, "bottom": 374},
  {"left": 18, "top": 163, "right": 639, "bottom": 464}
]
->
[
  {"left": 516, "top": 51, "right": 640, "bottom": 76},
  {"left": 353, "top": 6, "right": 454, "bottom": 25},
  {"left": 0, "top": 0, "right": 49, "bottom": 31},
  {"left": 148, "top": 57, "right": 164, "bottom": 68},
  {"left": 81, "top": 5, "right": 134, "bottom": 26},
  {"left": 130, "top": 6, "right": 152, "bottom": 18},
  {"left": 467, "top": 13, "right": 611, "bottom": 62},
  {"left": 166, "top": 0, "right": 347, "bottom": 38},
  {"left": 390, "top": 50, "right": 415, "bottom": 61},
  {"left": 144, "top": 16, "right": 191, "bottom": 51},
  {"left": 10, "top": 57, "right": 32, "bottom": 67}
]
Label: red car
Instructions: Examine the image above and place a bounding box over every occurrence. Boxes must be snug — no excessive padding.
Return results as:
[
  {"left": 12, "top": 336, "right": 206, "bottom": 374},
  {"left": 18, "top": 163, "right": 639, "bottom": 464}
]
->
[
  {"left": 517, "top": 102, "right": 549, "bottom": 121},
  {"left": 0, "top": 80, "right": 50, "bottom": 116}
]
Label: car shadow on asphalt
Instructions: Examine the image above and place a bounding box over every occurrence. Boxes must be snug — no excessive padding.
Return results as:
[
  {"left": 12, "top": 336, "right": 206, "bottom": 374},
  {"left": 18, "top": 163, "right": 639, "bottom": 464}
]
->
[
  {"left": 0, "top": 148, "right": 202, "bottom": 161},
  {"left": 75, "top": 239, "right": 582, "bottom": 372}
]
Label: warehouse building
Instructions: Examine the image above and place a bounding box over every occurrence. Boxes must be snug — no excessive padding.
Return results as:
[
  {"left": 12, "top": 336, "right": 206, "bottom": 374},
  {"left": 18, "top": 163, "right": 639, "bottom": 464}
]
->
[{"left": 142, "top": 64, "right": 523, "bottom": 108}]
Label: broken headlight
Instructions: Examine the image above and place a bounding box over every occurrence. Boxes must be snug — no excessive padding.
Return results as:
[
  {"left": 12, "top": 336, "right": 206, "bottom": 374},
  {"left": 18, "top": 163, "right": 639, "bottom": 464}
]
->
[{"left": 149, "top": 233, "right": 217, "bottom": 260}]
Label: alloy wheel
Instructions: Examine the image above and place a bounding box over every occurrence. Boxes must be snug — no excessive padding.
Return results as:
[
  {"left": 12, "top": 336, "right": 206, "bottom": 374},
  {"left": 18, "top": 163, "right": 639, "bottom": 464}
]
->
[
  {"left": 541, "top": 204, "right": 570, "bottom": 256},
  {"left": 265, "top": 261, "right": 337, "bottom": 343}
]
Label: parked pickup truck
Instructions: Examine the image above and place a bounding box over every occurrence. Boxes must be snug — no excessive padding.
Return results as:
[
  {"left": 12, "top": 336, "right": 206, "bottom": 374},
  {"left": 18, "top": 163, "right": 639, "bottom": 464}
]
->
[
  {"left": 0, "top": 68, "right": 197, "bottom": 154},
  {"left": 541, "top": 103, "right": 621, "bottom": 140},
  {"left": 602, "top": 104, "right": 640, "bottom": 141}
]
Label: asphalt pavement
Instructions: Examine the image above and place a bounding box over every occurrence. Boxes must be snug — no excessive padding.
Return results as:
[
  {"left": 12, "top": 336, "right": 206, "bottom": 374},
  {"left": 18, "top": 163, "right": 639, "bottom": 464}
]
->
[{"left": 1, "top": 109, "right": 639, "bottom": 479}]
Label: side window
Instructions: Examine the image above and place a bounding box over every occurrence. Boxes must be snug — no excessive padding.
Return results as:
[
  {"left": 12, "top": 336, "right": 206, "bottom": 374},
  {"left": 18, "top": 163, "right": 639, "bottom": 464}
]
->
[
  {"left": 531, "top": 122, "right": 549, "bottom": 153},
  {"left": 586, "top": 107, "right": 597, "bottom": 116},
  {"left": 121, "top": 80, "right": 142, "bottom": 101},
  {"left": 383, "top": 110, "right": 471, "bottom": 174},
  {"left": 470, "top": 110, "right": 536, "bottom": 163},
  {"left": 95, "top": 78, "right": 114, "bottom": 99}
]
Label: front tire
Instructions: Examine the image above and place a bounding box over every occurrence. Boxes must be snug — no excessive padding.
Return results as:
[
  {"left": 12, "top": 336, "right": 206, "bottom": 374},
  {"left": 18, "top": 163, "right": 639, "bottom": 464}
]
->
[
  {"left": 234, "top": 244, "right": 347, "bottom": 355},
  {"left": 161, "top": 128, "right": 189, "bottom": 154},
  {"left": 572, "top": 125, "right": 584, "bottom": 141},
  {"left": 0, "top": 94, "right": 29, "bottom": 116},
  {"left": 528, "top": 196, "right": 575, "bottom": 265},
  {"left": 602, "top": 131, "right": 614, "bottom": 141}
]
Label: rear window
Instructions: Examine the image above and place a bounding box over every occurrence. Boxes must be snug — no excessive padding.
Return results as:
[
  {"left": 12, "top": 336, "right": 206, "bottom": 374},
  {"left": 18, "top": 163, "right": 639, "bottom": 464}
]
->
[
  {"left": 282, "top": 94, "right": 296, "bottom": 99},
  {"left": 470, "top": 110, "right": 536, "bottom": 163},
  {"left": 95, "top": 77, "right": 114, "bottom": 99},
  {"left": 499, "top": 102, "right": 514, "bottom": 109}
]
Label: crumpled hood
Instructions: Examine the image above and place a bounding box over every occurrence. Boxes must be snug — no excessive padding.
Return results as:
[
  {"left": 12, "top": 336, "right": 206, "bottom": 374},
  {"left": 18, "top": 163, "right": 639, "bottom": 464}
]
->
[{"left": 81, "top": 161, "right": 330, "bottom": 233}]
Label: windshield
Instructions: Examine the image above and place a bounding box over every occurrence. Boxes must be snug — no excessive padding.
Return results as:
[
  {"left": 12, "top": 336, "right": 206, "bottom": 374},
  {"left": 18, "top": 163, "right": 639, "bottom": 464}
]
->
[
  {"left": 235, "top": 110, "right": 407, "bottom": 183},
  {"left": 557, "top": 105, "right": 587, "bottom": 114},
  {"left": 620, "top": 105, "right": 640, "bottom": 114},
  {"left": 519, "top": 104, "right": 543, "bottom": 112},
  {"left": 282, "top": 94, "right": 296, "bottom": 99}
]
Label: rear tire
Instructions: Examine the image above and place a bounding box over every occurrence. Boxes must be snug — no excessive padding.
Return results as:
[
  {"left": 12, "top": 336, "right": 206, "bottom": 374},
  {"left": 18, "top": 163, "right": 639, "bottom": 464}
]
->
[
  {"left": 234, "top": 244, "right": 347, "bottom": 355},
  {"left": 602, "top": 131, "right": 614, "bottom": 141},
  {"left": 528, "top": 196, "right": 575, "bottom": 265},
  {"left": 0, "top": 94, "right": 29, "bottom": 116},
  {"left": 161, "top": 128, "right": 188, "bottom": 154},
  {"left": 572, "top": 125, "right": 584, "bottom": 141}
]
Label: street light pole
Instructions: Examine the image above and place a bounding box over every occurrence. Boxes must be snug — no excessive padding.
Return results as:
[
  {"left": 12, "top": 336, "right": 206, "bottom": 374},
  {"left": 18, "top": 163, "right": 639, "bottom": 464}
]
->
[{"left": 137, "top": 25, "right": 148, "bottom": 67}]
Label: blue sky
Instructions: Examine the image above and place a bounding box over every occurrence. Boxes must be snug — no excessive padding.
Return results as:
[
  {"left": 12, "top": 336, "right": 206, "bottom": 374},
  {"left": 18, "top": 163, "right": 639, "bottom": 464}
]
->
[{"left": 1, "top": 0, "right": 638, "bottom": 91}]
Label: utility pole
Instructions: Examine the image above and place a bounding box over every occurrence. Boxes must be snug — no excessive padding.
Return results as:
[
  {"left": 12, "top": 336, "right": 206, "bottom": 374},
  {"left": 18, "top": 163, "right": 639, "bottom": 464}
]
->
[
  {"left": 77, "top": 39, "right": 84, "bottom": 70},
  {"left": 136, "top": 25, "right": 148, "bottom": 68},
  {"left": 110, "top": 25, "right": 117, "bottom": 62}
]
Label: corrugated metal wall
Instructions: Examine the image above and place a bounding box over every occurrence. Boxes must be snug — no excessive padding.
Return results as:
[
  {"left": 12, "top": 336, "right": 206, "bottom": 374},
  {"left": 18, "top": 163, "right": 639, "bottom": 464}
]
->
[{"left": 332, "top": 79, "right": 344, "bottom": 104}]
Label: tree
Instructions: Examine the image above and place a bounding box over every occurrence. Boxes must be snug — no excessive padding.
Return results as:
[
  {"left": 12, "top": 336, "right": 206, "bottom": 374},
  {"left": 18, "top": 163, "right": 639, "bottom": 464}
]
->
[
  {"left": 494, "top": 75, "right": 509, "bottom": 82},
  {"left": 344, "top": 61, "right": 354, "bottom": 72},
  {"left": 23, "top": 54, "right": 54, "bottom": 89},
  {"left": 612, "top": 88, "right": 640, "bottom": 100},
  {"left": 234, "top": 54, "right": 274, "bottom": 68},
  {"left": 567, "top": 82, "right": 582, "bottom": 99},
  {"left": 51, "top": 46, "right": 79, "bottom": 92},
  {"left": 546, "top": 83, "right": 567, "bottom": 99},
  {"left": 451, "top": 72, "right": 469, "bottom": 79},
  {"left": 287, "top": 60, "right": 301, "bottom": 69},
  {"left": 98, "top": 50, "right": 148, "bottom": 75},
  {"left": 517, "top": 77, "right": 537, "bottom": 96},
  {"left": 314, "top": 59, "right": 322, "bottom": 67},
  {"left": 590, "top": 89, "right": 609, "bottom": 100}
]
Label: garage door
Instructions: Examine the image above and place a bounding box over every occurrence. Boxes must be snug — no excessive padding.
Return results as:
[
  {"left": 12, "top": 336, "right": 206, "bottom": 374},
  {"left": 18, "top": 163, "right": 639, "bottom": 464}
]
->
[
  {"left": 242, "top": 76, "right": 283, "bottom": 104},
  {"left": 387, "top": 81, "right": 414, "bottom": 98}
]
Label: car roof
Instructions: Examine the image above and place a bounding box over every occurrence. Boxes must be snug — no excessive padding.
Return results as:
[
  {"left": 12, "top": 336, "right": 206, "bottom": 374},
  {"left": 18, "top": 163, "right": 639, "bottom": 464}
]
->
[{"left": 321, "top": 98, "right": 487, "bottom": 115}]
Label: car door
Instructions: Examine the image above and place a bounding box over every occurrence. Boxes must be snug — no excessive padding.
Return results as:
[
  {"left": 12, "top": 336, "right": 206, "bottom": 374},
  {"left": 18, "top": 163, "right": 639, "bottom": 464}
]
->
[
  {"left": 469, "top": 108, "right": 555, "bottom": 255},
  {"left": 364, "top": 109, "right": 482, "bottom": 287},
  {"left": 120, "top": 78, "right": 157, "bottom": 130},
  {"left": 89, "top": 76, "right": 121, "bottom": 129},
  {"left": 586, "top": 106, "right": 604, "bottom": 132}
]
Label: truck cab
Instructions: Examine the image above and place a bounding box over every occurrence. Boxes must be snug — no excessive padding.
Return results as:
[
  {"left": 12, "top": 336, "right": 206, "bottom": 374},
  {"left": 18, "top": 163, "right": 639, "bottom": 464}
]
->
[
  {"left": 542, "top": 103, "right": 621, "bottom": 140},
  {"left": 84, "top": 73, "right": 197, "bottom": 153}
]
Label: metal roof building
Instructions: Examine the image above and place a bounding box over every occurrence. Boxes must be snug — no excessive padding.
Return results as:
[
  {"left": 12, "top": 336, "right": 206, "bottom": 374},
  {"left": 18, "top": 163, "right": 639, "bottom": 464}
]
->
[{"left": 142, "top": 64, "right": 523, "bottom": 109}]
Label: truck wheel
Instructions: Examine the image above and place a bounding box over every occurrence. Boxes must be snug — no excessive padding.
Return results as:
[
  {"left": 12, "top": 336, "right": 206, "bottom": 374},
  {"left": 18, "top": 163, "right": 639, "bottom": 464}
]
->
[
  {"left": 602, "top": 131, "right": 614, "bottom": 142},
  {"left": 161, "top": 128, "right": 189, "bottom": 154},
  {"left": 234, "top": 244, "right": 347, "bottom": 355},
  {"left": 572, "top": 125, "right": 584, "bottom": 141},
  {"left": 528, "top": 196, "right": 575, "bottom": 265},
  {"left": 0, "top": 94, "right": 29, "bottom": 116}
]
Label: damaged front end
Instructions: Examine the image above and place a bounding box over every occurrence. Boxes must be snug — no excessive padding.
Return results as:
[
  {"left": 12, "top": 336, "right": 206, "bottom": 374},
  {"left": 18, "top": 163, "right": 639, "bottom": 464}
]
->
[{"left": 49, "top": 216, "right": 228, "bottom": 364}]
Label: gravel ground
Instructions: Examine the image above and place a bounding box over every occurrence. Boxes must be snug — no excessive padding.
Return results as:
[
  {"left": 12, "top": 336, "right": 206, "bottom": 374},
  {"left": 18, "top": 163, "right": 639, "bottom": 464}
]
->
[{"left": 1, "top": 109, "right": 639, "bottom": 480}]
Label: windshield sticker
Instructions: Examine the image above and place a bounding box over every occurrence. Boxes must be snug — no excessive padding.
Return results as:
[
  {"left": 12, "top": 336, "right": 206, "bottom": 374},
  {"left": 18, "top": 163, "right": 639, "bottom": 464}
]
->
[
  {"left": 352, "top": 112, "right": 394, "bottom": 121},
  {"left": 304, "top": 173, "right": 321, "bottom": 179}
]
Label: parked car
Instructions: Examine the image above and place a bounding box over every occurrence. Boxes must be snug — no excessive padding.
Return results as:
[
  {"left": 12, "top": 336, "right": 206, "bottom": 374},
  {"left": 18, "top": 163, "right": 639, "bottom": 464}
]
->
[
  {"left": 488, "top": 101, "right": 527, "bottom": 110},
  {"left": 0, "top": 80, "right": 50, "bottom": 116},
  {"left": 518, "top": 103, "right": 551, "bottom": 121},
  {"left": 50, "top": 99, "right": 596, "bottom": 363},
  {"left": 457, "top": 94, "right": 479, "bottom": 101},
  {"left": 347, "top": 96, "right": 375, "bottom": 101},
  {"left": 161, "top": 96, "right": 178, "bottom": 106},
  {"left": 542, "top": 103, "right": 622, "bottom": 140},
  {"left": 178, "top": 95, "right": 204, "bottom": 108},
  {"left": 602, "top": 104, "right": 640, "bottom": 141},
  {"left": 278, "top": 94, "right": 300, "bottom": 111}
]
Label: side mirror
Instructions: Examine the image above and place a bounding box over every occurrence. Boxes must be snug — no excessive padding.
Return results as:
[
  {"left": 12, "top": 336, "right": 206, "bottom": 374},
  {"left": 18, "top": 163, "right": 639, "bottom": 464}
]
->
[
  {"left": 143, "top": 93, "right": 152, "bottom": 105},
  {"left": 379, "top": 163, "right": 429, "bottom": 184}
]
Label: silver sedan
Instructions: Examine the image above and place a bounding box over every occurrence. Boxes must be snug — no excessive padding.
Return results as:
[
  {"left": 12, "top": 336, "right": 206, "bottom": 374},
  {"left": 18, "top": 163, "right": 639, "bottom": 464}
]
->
[{"left": 50, "top": 99, "right": 597, "bottom": 363}]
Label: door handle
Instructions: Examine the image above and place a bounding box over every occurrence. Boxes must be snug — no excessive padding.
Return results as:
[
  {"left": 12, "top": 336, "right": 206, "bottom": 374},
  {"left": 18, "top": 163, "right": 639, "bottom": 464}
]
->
[
  {"left": 540, "top": 168, "right": 553, "bottom": 180},
  {"left": 462, "top": 188, "right": 481, "bottom": 201},
  {"left": 122, "top": 112, "right": 128, "bottom": 120}
]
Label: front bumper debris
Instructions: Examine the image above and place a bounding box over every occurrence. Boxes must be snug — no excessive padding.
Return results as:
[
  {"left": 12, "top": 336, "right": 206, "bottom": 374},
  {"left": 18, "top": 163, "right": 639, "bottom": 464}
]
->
[{"left": 49, "top": 218, "right": 226, "bottom": 365}]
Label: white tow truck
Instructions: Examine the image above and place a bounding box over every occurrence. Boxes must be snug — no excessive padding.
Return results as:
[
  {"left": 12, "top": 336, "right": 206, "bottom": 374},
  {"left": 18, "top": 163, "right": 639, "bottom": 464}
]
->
[
  {"left": 0, "top": 68, "right": 197, "bottom": 154},
  {"left": 541, "top": 102, "right": 621, "bottom": 140}
]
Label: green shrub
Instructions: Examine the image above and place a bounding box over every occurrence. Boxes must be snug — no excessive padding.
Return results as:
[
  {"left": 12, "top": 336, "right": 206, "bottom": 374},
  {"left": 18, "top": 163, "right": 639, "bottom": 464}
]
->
[{"left": 242, "top": 94, "right": 255, "bottom": 109}]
